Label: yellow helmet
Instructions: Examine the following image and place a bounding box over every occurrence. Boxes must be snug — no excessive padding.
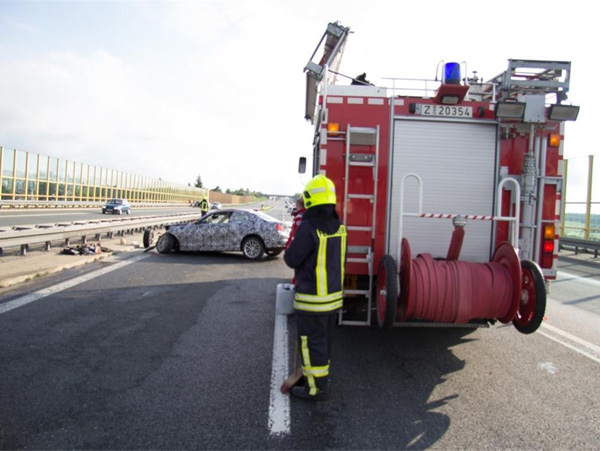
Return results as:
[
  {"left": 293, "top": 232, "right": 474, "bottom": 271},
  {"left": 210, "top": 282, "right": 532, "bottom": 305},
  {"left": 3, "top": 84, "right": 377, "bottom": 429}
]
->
[{"left": 303, "top": 174, "right": 337, "bottom": 209}]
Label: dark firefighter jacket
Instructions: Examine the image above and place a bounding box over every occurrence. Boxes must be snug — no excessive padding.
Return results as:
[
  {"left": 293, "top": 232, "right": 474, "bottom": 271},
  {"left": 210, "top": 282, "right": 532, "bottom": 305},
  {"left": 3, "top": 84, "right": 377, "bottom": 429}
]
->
[{"left": 284, "top": 205, "right": 347, "bottom": 313}]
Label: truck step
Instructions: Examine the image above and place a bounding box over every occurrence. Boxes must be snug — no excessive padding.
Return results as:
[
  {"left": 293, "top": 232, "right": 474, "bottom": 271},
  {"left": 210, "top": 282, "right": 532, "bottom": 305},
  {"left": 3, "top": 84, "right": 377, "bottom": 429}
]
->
[{"left": 344, "top": 289, "right": 371, "bottom": 296}]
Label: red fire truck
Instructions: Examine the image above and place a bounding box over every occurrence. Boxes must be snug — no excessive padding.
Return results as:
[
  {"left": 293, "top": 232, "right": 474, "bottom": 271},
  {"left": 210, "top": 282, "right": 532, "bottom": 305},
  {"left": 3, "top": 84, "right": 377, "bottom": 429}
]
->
[{"left": 301, "top": 22, "right": 580, "bottom": 333}]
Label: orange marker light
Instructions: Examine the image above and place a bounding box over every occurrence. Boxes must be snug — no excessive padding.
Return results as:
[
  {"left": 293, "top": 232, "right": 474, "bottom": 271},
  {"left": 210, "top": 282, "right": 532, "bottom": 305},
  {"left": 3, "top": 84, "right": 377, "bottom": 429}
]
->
[
  {"left": 327, "top": 122, "right": 340, "bottom": 136},
  {"left": 549, "top": 133, "right": 561, "bottom": 148},
  {"left": 544, "top": 224, "right": 555, "bottom": 240}
]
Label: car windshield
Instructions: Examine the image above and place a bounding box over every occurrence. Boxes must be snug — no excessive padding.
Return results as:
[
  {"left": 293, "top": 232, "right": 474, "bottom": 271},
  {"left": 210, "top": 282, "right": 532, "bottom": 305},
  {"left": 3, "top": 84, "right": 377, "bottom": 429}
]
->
[
  {"left": 109, "top": 199, "right": 122, "bottom": 204},
  {"left": 200, "top": 212, "right": 231, "bottom": 224},
  {"left": 252, "top": 210, "right": 278, "bottom": 222}
]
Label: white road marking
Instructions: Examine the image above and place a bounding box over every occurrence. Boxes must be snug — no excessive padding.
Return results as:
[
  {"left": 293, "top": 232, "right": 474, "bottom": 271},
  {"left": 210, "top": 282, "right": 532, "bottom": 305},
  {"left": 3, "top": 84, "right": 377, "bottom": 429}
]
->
[
  {"left": 539, "top": 322, "right": 600, "bottom": 365},
  {"left": 538, "top": 330, "right": 600, "bottom": 364},
  {"left": 557, "top": 270, "right": 600, "bottom": 288},
  {"left": 0, "top": 254, "right": 150, "bottom": 315},
  {"left": 541, "top": 323, "right": 600, "bottom": 354},
  {"left": 268, "top": 311, "right": 291, "bottom": 436}
]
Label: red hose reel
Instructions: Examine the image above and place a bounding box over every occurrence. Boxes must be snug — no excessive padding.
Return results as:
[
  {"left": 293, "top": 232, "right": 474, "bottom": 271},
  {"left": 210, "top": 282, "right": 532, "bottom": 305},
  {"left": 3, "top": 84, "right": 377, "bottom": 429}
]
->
[
  {"left": 376, "top": 225, "right": 546, "bottom": 333},
  {"left": 398, "top": 238, "right": 521, "bottom": 324}
]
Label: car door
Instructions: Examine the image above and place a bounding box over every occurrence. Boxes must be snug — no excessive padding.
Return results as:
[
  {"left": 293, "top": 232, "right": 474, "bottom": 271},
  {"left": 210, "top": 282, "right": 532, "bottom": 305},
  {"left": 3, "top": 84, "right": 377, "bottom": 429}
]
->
[
  {"left": 227, "top": 210, "right": 253, "bottom": 248},
  {"left": 186, "top": 211, "right": 233, "bottom": 251}
]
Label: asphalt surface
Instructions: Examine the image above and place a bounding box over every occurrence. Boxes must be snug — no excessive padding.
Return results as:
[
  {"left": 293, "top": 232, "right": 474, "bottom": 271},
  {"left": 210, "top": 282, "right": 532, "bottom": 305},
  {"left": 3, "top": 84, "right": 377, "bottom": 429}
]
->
[{"left": 0, "top": 202, "right": 599, "bottom": 449}]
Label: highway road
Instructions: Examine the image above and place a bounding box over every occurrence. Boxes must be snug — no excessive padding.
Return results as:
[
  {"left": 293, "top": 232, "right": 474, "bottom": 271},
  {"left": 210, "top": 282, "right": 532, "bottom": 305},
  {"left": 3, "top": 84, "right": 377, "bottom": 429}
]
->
[
  {"left": 0, "top": 199, "right": 598, "bottom": 449},
  {"left": 0, "top": 205, "right": 226, "bottom": 229},
  {"left": 0, "top": 200, "right": 289, "bottom": 229}
]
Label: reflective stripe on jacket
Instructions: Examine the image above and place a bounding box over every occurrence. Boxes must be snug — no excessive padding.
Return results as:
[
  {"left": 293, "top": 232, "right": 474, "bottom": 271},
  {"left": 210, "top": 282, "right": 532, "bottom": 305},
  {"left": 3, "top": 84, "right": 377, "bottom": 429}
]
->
[{"left": 285, "top": 222, "right": 347, "bottom": 313}]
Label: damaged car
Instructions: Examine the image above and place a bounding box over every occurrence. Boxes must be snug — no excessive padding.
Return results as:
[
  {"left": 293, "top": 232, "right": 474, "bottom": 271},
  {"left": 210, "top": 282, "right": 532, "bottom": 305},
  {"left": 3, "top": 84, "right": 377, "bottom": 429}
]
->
[{"left": 155, "top": 209, "right": 289, "bottom": 260}]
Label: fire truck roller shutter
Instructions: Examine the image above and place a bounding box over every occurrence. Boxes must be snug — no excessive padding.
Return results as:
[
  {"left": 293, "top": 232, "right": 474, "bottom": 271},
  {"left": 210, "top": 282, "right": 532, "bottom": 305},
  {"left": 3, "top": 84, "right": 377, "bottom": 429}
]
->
[{"left": 388, "top": 119, "right": 498, "bottom": 263}]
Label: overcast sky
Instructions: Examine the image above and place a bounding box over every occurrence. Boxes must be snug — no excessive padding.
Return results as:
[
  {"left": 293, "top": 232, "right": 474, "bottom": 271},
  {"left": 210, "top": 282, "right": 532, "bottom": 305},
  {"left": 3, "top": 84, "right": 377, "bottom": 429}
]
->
[{"left": 0, "top": 0, "right": 596, "bottom": 197}]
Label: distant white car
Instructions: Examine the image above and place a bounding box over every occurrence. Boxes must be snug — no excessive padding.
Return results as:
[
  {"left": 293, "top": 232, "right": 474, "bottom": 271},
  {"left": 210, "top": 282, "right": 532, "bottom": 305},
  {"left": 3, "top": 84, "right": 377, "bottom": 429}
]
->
[{"left": 211, "top": 202, "right": 222, "bottom": 210}]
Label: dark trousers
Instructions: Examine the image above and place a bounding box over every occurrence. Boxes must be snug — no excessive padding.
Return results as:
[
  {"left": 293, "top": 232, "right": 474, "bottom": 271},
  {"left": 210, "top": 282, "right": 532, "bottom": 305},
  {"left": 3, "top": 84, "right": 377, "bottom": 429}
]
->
[{"left": 296, "top": 311, "right": 337, "bottom": 394}]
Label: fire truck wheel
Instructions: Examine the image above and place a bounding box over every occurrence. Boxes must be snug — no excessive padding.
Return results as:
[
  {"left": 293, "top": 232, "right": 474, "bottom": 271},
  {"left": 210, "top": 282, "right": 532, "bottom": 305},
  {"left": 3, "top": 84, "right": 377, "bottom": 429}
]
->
[
  {"left": 143, "top": 229, "right": 155, "bottom": 248},
  {"left": 156, "top": 233, "right": 175, "bottom": 254},
  {"left": 513, "top": 260, "right": 546, "bottom": 334},
  {"left": 376, "top": 254, "right": 398, "bottom": 330},
  {"left": 242, "top": 236, "right": 265, "bottom": 261}
]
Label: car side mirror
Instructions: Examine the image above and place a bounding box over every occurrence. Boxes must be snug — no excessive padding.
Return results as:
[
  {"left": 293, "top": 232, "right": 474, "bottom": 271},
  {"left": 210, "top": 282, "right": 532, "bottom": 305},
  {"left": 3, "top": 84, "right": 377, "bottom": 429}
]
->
[{"left": 298, "top": 157, "right": 306, "bottom": 174}]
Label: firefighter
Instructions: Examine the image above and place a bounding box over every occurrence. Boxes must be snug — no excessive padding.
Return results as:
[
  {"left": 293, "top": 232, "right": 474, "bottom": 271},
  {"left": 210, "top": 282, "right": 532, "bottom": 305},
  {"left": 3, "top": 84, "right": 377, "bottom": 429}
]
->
[
  {"left": 284, "top": 175, "right": 347, "bottom": 401},
  {"left": 200, "top": 196, "right": 209, "bottom": 215},
  {"left": 285, "top": 197, "right": 306, "bottom": 250}
]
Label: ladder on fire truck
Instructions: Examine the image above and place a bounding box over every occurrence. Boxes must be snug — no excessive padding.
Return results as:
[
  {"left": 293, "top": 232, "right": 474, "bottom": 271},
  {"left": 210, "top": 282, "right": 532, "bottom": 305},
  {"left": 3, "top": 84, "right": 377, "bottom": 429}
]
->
[{"left": 341, "top": 125, "right": 380, "bottom": 326}]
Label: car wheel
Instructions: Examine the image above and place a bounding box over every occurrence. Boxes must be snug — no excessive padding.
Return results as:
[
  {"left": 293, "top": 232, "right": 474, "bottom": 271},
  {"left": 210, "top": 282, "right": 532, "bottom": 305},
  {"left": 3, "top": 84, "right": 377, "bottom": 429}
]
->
[
  {"left": 242, "top": 236, "right": 265, "bottom": 261},
  {"left": 143, "top": 229, "right": 155, "bottom": 248},
  {"left": 126, "top": 210, "right": 130, "bottom": 215},
  {"left": 156, "top": 234, "right": 175, "bottom": 254}
]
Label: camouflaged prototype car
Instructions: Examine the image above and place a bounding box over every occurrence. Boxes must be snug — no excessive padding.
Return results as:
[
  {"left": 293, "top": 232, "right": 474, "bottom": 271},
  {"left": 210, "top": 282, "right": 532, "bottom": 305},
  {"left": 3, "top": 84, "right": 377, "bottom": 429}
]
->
[{"left": 155, "top": 209, "right": 289, "bottom": 260}]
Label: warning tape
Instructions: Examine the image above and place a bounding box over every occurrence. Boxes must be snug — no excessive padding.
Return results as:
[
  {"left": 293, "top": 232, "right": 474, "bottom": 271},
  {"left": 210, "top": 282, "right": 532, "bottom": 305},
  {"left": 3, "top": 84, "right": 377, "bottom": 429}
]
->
[{"left": 418, "top": 213, "right": 496, "bottom": 220}]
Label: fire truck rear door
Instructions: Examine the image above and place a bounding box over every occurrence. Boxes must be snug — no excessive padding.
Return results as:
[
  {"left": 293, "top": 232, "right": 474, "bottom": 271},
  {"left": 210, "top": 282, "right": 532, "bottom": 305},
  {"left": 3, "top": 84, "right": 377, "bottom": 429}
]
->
[{"left": 388, "top": 119, "right": 498, "bottom": 263}]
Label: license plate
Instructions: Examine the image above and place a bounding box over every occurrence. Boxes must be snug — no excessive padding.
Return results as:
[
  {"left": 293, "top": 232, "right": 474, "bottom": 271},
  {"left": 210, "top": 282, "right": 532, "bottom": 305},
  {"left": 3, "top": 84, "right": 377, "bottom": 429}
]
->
[{"left": 420, "top": 104, "right": 473, "bottom": 118}]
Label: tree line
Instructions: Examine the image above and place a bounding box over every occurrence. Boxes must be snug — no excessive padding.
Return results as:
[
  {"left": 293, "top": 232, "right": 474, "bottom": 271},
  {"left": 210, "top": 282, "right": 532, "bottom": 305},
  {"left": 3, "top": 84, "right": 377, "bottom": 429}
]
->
[{"left": 194, "top": 175, "right": 266, "bottom": 198}]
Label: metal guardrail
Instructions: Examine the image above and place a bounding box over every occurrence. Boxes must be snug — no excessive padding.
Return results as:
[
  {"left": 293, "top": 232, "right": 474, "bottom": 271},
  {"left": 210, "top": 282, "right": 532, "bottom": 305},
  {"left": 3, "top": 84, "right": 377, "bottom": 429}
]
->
[
  {"left": 560, "top": 237, "right": 600, "bottom": 258},
  {"left": 0, "top": 200, "right": 188, "bottom": 209},
  {"left": 0, "top": 213, "right": 201, "bottom": 255}
]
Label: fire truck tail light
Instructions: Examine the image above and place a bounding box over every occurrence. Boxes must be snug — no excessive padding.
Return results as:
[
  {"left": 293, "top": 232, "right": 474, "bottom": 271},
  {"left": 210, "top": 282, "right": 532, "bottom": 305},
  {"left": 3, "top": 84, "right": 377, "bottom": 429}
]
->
[
  {"left": 543, "top": 224, "right": 555, "bottom": 240},
  {"left": 327, "top": 122, "right": 340, "bottom": 135},
  {"left": 549, "top": 133, "right": 561, "bottom": 147},
  {"left": 543, "top": 241, "right": 555, "bottom": 253},
  {"left": 541, "top": 224, "right": 555, "bottom": 267}
]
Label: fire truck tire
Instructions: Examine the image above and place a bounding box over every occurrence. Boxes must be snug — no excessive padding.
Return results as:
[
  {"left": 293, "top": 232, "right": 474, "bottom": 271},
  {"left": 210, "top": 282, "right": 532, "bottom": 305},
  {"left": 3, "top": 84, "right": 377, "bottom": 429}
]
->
[
  {"left": 376, "top": 254, "right": 399, "bottom": 330},
  {"left": 513, "top": 260, "right": 546, "bottom": 334},
  {"left": 156, "top": 233, "right": 175, "bottom": 254},
  {"left": 242, "top": 236, "right": 265, "bottom": 261},
  {"left": 143, "top": 229, "right": 155, "bottom": 248}
]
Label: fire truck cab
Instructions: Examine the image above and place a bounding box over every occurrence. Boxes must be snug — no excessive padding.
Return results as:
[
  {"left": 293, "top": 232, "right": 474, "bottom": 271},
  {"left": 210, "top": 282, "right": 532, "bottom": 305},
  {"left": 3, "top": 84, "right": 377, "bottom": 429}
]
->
[{"left": 301, "top": 22, "right": 580, "bottom": 333}]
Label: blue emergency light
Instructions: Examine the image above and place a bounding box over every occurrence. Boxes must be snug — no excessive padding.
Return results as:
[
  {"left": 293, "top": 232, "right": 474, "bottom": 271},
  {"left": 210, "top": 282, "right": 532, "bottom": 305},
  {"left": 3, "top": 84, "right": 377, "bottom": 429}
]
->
[{"left": 443, "top": 62, "right": 461, "bottom": 85}]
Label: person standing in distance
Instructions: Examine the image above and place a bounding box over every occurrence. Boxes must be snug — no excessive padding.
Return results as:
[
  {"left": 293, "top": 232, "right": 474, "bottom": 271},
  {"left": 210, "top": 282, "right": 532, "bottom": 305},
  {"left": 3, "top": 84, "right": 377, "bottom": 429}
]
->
[
  {"left": 285, "top": 197, "right": 306, "bottom": 250},
  {"left": 284, "top": 175, "right": 347, "bottom": 401},
  {"left": 286, "top": 197, "right": 306, "bottom": 285},
  {"left": 200, "top": 196, "right": 209, "bottom": 216}
]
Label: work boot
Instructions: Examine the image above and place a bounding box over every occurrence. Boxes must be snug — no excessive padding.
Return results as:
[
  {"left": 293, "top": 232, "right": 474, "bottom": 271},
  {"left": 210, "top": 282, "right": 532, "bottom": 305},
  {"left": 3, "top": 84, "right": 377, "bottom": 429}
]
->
[{"left": 290, "top": 385, "right": 327, "bottom": 401}]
